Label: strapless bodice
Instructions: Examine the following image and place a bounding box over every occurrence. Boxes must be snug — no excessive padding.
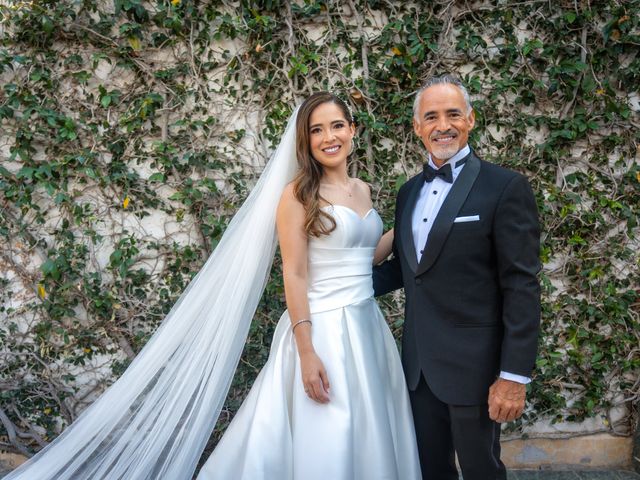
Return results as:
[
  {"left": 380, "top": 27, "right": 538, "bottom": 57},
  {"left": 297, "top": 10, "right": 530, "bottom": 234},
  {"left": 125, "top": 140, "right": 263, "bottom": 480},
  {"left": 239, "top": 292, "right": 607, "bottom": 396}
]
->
[{"left": 306, "top": 205, "right": 382, "bottom": 313}]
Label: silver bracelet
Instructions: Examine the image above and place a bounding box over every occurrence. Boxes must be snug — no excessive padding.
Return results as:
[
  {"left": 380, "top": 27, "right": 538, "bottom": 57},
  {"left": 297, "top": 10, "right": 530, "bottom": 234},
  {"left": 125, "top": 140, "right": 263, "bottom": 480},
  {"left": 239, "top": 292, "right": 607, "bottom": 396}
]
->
[{"left": 291, "top": 318, "right": 312, "bottom": 332}]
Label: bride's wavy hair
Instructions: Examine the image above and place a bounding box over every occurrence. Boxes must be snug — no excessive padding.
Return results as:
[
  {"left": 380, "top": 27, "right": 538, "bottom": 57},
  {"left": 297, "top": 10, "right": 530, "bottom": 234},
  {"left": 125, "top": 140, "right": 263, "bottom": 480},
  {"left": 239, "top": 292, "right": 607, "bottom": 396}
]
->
[{"left": 293, "top": 92, "right": 355, "bottom": 237}]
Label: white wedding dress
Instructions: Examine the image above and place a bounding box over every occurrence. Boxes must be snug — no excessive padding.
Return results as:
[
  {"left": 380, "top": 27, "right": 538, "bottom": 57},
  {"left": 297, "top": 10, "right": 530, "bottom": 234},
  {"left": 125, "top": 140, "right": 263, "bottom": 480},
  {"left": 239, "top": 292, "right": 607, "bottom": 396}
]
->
[{"left": 198, "top": 205, "right": 421, "bottom": 480}]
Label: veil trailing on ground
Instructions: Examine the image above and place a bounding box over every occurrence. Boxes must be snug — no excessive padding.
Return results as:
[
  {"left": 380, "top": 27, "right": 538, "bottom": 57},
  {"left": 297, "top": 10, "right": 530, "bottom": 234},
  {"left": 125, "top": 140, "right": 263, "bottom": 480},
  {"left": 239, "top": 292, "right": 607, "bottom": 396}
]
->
[{"left": 6, "top": 107, "right": 300, "bottom": 480}]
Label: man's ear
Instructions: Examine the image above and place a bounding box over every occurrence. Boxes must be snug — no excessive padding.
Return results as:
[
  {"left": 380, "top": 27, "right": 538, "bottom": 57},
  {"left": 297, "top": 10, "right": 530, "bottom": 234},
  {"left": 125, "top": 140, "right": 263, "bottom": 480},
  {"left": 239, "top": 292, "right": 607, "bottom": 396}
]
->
[
  {"left": 468, "top": 109, "right": 476, "bottom": 130},
  {"left": 413, "top": 117, "right": 419, "bottom": 136}
]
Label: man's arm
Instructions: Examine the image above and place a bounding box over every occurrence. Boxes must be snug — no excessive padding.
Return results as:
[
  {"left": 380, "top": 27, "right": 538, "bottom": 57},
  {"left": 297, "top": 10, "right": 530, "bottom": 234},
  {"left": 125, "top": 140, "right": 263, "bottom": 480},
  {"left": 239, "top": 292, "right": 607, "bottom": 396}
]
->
[
  {"left": 489, "top": 174, "right": 541, "bottom": 422},
  {"left": 494, "top": 174, "right": 541, "bottom": 375},
  {"left": 373, "top": 190, "right": 406, "bottom": 296},
  {"left": 373, "top": 252, "right": 404, "bottom": 297}
]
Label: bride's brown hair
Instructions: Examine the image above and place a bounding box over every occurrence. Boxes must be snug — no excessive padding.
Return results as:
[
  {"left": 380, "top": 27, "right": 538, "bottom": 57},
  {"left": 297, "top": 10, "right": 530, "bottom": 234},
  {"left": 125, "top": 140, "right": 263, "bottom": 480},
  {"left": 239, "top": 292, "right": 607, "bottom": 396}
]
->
[{"left": 293, "top": 92, "right": 354, "bottom": 237}]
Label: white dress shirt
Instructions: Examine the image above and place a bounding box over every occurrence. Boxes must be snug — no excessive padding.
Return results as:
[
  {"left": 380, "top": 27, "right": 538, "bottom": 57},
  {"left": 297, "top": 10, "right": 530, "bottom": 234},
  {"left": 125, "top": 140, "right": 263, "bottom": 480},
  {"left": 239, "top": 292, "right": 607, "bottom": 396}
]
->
[{"left": 411, "top": 144, "right": 530, "bottom": 385}]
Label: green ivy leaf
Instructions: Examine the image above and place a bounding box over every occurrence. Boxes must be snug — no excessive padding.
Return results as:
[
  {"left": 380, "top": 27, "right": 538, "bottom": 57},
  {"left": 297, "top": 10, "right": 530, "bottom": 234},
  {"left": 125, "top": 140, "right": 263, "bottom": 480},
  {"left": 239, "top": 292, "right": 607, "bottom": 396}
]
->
[{"left": 522, "top": 39, "right": 543, "bottom": 56}]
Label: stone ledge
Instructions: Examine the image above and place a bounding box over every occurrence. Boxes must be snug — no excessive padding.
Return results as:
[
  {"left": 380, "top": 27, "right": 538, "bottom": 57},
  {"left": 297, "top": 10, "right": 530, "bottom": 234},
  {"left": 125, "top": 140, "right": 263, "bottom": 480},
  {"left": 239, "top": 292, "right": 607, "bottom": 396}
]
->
[
  {"left": 502, "top": 433, "right": 634, "bottom": 470},
  {"left": 0, "top": 452, "right": 25, "bottom": 477},
  {"left": 1, "top": 433, "right": 635, "bottom": 475}
]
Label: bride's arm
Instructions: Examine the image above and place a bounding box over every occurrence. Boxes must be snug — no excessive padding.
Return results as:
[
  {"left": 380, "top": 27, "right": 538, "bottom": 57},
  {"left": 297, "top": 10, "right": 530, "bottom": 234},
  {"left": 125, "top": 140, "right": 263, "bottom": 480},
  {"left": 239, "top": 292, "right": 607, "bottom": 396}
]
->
[
  {"left": 276, "top": 184, "right": 330, "bottom": 404},
  {"left": 374, "top": 228, "right": 394, "bottom": 265}
]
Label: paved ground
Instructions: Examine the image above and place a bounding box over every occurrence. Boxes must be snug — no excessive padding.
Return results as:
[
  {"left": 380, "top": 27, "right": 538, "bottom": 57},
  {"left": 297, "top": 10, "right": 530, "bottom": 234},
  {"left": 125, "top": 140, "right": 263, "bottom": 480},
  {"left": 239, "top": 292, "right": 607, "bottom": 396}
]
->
[
  {"left": 2, "top": 468, "right": 639, "bottom": 478},
  {"left": 508, "top": 472, "right": 640, "bottom": 479},
  {"left": 0, "top": 470, "right": 630, "bottom": 479}
]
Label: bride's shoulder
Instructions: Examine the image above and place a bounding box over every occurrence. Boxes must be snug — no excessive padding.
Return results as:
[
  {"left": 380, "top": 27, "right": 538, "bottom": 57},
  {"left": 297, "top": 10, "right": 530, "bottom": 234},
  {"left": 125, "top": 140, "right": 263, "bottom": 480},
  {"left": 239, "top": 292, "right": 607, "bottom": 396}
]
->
[
  {"left": 280, "top": 181, "right": 298, "bottom": 199},
  {"left": 278, "top": 182, "right": 304, "bottom": 211},
  {"left": 351, "top": 177, "right": 371, "bottom": 195}
]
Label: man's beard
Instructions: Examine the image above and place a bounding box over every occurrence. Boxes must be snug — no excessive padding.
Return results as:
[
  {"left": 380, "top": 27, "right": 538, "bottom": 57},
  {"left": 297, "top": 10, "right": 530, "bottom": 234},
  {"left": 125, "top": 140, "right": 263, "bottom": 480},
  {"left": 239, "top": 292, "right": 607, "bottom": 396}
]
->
[{"left": 431, "top": 141, "right": 460, "bottom": 161}]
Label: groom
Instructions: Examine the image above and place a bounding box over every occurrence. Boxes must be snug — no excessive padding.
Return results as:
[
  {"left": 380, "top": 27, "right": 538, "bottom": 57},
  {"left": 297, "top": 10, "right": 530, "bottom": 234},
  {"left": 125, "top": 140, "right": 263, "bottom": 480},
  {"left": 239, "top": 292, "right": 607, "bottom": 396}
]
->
[{"left": 373, "top": 74, "right": 541, "bottom": 480}]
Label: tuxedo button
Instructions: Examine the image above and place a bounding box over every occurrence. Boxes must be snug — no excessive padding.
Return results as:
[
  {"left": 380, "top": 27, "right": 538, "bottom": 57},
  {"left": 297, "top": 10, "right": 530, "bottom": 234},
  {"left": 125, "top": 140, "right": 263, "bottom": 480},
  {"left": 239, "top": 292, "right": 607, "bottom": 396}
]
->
[
  {"left": 415, "top": 278, "right": 422, "bottom": 285},
  {"left": 432, "top": 190, "right": 438, "bottom": 194},
  {"left": 422, "top": 218, "right": 427, "bottom": 222}
]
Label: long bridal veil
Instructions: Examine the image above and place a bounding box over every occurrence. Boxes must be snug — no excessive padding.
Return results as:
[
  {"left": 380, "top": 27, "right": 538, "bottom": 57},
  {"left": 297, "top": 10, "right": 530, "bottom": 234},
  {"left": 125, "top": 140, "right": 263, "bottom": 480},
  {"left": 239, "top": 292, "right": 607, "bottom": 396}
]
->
[{"left": 5, "top": 107, "right": 300, "bottom": 480}]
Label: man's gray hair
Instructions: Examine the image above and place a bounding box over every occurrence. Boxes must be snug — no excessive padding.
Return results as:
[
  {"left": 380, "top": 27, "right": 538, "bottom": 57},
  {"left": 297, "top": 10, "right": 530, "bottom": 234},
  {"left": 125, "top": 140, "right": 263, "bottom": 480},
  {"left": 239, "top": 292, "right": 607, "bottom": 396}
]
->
[{"left": 412, "top": 74, "right": 473, "bottom": 121}]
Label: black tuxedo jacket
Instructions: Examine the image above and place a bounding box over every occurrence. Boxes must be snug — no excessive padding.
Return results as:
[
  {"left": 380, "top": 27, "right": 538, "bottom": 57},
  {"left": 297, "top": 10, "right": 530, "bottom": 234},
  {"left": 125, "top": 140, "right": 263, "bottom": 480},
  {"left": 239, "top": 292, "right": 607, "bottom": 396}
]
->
[{"left": 373, "top": 151, "right": 541, "bottom": 405}]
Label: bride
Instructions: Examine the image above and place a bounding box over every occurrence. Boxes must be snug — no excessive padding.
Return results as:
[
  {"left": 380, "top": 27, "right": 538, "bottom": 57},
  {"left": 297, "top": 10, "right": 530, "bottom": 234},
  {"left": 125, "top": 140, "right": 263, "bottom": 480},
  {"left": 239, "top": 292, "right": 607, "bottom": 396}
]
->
[
  {"left": 4, "top": 93, "right": 420, "bottom": 479},
  {"left": 198, "top": 92, "right": 420, "bottom": 479}
]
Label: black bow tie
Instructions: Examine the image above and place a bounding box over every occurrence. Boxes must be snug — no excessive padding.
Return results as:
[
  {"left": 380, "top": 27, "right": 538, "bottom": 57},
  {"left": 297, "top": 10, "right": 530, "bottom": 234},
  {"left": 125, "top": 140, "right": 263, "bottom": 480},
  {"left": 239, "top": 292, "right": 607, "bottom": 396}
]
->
[
  {"left": 423, "top": 163, "right": 452, "bottom": 183},
  {"left": 422, "top": 157, "right": 468, "bottom": 184}
]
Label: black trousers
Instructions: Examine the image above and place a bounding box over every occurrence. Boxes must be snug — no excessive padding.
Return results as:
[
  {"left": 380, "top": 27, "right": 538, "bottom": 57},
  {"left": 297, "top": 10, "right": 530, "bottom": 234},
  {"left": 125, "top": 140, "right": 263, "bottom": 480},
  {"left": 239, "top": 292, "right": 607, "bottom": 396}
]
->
[{"left": 409, "top": 374, "right": 506, "bottom": 480}]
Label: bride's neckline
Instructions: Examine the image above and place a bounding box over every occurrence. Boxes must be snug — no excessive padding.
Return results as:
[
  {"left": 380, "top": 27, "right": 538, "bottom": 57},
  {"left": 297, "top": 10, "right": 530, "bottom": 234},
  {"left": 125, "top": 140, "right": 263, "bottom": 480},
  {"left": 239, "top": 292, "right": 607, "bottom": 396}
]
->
[{"left": 321, "top": 204, "right": 375, "bottom": 220}]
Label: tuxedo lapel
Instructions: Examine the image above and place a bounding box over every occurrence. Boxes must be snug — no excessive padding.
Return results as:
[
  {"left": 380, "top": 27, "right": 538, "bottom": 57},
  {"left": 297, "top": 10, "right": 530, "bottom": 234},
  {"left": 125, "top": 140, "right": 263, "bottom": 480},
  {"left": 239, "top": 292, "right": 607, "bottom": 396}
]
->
[
  {"left": 399, "top": 176, "right": 423, "bottom": 272},
  {"left": 415, "top": 154, "right": 481, "bottom": 277}
]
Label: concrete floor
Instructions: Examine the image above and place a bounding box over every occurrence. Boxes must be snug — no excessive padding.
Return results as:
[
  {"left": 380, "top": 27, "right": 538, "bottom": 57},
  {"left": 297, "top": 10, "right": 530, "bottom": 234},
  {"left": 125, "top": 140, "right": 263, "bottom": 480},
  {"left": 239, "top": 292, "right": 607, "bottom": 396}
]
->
[
  {"left": 507, "top": 472, "right": 640, "bottom": 479},
  {"left": 2, "top": 469, "right": 639, "bottom": 479}
]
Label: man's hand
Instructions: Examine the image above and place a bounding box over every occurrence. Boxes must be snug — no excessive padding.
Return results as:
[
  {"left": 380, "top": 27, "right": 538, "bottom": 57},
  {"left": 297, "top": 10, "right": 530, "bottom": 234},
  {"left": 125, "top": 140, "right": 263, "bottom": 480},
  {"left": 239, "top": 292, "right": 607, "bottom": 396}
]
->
[{"left": 488, "top": 378, "right": 526, "bottom": 423}]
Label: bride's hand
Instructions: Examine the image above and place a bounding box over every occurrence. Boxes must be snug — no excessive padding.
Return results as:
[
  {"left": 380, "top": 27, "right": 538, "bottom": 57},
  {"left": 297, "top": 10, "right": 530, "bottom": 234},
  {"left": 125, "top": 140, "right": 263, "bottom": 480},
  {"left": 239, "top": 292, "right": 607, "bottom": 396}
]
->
[{"left": 299, "top": 351, "right": 331, "bottom": 404}]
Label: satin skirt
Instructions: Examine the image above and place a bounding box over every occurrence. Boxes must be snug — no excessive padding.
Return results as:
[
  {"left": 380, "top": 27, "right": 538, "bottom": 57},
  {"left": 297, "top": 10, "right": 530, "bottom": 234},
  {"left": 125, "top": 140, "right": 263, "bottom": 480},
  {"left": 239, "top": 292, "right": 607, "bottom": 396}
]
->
[{"left": 197, "top": 297, "right": 421, "bottom": 480}]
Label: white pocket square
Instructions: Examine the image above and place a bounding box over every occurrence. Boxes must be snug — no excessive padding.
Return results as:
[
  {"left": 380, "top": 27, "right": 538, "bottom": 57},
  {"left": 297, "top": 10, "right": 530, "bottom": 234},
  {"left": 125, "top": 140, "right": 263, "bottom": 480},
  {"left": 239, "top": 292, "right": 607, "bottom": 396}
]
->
[{"left": 454, "top": 215, "right": 480, "bottom": 223}]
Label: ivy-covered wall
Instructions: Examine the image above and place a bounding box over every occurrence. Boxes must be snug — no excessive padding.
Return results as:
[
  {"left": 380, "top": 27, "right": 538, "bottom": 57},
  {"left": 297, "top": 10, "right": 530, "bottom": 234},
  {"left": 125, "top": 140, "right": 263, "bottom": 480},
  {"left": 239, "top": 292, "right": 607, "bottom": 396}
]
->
[{"left": 0, "top": 0, "right": 638, "bottom": 460}]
